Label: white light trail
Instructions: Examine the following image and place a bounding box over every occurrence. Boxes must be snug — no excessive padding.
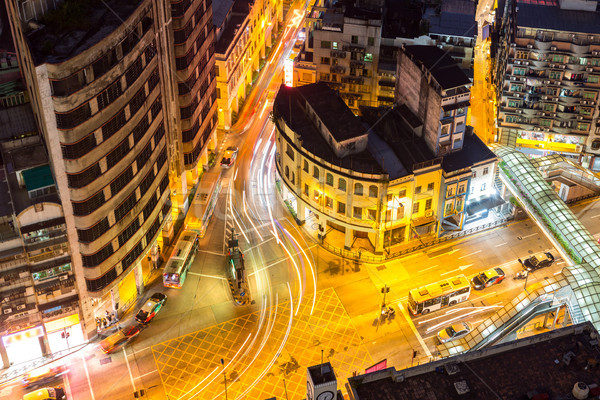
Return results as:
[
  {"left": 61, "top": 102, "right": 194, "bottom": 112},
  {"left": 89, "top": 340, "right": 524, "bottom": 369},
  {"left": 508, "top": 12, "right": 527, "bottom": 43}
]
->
[
  {"left": 281, "top": 226, "right": 317, "bottom": 315},
  {"left": 243, "top": 190, "right": 263, "bottom": 241}
]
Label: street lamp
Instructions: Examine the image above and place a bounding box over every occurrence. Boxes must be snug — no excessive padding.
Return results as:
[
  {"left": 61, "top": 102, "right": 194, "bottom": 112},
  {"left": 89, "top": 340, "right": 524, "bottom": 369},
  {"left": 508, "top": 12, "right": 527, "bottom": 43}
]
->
[{"left": 221, "top": 358, "right": 228, "bottom": 400}]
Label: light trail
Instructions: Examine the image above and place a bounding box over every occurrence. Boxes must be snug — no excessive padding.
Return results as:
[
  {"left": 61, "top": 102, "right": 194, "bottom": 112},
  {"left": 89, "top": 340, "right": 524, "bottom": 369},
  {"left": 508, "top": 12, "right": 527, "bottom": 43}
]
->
[
  {"left": 183, "top": 333, "right": 253, "bottom": 399},
  {"left": 424, "top": 305, "right": 504, "bottom": 334},
  {"left": 243, "top": 189, "right": 264, "bottom": 241},
  {"left": 228, "top": 183, "right": 250, "bottom": 243},
  {"left": 274, "top": 221, "right": 303, "bottom": 315},
  {"left": 281, "top": 225, "right": 317, "bottom": 315},
  {"left": 233, "top": 283, "right": 295, "bottom": 400}
]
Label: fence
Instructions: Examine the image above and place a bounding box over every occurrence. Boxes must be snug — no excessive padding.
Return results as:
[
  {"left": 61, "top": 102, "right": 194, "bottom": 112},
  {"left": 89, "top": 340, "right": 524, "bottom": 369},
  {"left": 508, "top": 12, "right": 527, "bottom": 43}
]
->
[{"left": 319, "top": 216, "right": 514, "bottom": 263}]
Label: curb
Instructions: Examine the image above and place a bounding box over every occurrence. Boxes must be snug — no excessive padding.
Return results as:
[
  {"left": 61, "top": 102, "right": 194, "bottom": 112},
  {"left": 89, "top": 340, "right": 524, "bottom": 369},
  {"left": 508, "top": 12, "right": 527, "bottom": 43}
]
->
[{"left": 227, "top": 278, "right": 251, "bottom": 306}]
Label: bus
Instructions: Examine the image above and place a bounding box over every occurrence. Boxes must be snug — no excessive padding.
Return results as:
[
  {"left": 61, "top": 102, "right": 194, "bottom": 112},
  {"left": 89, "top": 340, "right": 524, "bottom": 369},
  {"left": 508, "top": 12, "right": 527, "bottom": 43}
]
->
[
  {"left": 407, "top": 275, "right": 471, "bottom": 316},
  {"left": 163, "top": 230, "right": 199, "bottom": 289},
  {"left": 192, "top": 171, "right": 222, "bottom": 238}
]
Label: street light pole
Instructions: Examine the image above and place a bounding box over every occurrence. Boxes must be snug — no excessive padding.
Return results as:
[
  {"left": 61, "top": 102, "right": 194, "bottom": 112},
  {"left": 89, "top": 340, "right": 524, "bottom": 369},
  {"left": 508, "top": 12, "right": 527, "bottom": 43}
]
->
[{"left": 221, "top": 358, "right": 228, "bottom": 400}]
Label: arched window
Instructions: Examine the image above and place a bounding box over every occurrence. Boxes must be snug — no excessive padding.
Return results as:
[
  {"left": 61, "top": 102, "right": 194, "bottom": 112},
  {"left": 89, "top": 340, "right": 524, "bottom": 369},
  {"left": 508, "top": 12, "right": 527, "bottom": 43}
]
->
[
  {"left": 326, "top": 173, "right": 334, "bottom": 186},
  {"left": 285, "top": 165, "right": 290, "bottom": 179},
  {"left": 291, "top": 172, "right": 295, "bottom": 184},
  {"left": 313, "top": 166, "right": 319, "bottom": 179},
  {"left": 369, "top": 185, "right": 378, "bottom": 198},
  {"left": 354, "top": 183, "right": 363, "bottom": 195},
  {"left": 338, "top": 178, "right": 346, "bottom": 192}
]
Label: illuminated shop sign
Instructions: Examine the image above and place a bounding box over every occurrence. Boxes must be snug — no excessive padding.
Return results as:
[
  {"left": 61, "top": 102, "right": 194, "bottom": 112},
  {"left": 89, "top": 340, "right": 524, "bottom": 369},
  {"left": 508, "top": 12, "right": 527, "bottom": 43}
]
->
[{"left": 2, "top": 326, "right": 44, "bottom": 345}]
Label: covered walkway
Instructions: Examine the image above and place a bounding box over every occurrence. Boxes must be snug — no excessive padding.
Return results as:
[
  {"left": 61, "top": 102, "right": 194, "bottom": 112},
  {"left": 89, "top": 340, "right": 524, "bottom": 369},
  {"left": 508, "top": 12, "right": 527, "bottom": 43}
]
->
[{"left": 438, "top": 145, "right": 600, "bottom": 357}]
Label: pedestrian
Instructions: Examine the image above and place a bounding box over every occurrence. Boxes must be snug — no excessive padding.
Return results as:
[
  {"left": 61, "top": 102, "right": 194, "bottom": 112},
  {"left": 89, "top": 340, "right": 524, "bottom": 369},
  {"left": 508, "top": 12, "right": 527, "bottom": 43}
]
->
[
  {"left": 107, "top": 313, "right": 112, "bottom": 325},
  {"left": 102, "top": 318, "right": 107, "bottom": 329}
]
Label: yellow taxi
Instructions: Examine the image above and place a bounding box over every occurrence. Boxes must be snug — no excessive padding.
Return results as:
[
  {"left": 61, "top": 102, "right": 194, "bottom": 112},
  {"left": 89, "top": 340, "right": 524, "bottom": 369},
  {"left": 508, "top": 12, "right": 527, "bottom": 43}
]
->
[
  {"left": 23, "top": 387, "right": 66, "bottom": 400},
  {"left": 99, "top": 323, "right": 141, "bottom": 354}
]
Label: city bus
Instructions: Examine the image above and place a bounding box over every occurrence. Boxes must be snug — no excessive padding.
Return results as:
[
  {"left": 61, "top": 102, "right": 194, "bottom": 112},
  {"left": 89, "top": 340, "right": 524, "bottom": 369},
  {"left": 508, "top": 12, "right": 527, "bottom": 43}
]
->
[
  {"left": 407, "top": 274, "right": 471, "bottom": 316},
  {"left": 162, "top": 230, "right": 199, "bottom": 289},
  {"left": 193, "top": 171, "right": 222, "bottom": 238}
]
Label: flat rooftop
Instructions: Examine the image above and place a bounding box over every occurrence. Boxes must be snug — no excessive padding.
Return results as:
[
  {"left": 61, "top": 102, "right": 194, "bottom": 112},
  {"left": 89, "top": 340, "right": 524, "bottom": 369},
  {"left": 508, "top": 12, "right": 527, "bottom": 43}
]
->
[
  {"left": 402, "top": 45, "right": 471, "bottom": 90},
  {"left": 0, "top": 102, "right": 37, "bottom": 141},
  {"left": 215, "top": 13, "right": 246, "bottom": 55},
  {"left": 442, "top": 128, "right": 497, "bottom": 172},
  {"left": 26, "top": 0, "right": 144, "bottom": 65},
  {"left": 515, "top": 1, "right": 600, "bottom": 33},
  {"left": 350, "top": 322, "right": 600, "bottom": 400}
]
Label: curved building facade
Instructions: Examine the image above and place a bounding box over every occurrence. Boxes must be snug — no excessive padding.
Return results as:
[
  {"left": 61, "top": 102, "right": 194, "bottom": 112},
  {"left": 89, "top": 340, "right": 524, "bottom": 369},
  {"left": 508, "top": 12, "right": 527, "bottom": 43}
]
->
[{"left": 6, "top": 0, "right": 186, "bottom": 337}]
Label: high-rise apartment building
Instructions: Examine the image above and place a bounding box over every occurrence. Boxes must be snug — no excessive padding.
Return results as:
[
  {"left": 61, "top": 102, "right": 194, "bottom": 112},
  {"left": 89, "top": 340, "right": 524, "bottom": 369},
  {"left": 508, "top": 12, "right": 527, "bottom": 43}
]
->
[
  {"left": 5, "top": 0, "right": 217, "bottom": 339},
  {"left": 493, "top": 0, "right": 600, "bottom": 169}
]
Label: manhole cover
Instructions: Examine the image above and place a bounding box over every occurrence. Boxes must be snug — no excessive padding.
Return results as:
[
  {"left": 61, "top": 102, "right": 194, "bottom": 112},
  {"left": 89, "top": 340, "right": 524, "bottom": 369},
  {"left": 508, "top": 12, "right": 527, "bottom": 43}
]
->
[{"left": 99, "top": 357, "right": 112, "bottom": 365}]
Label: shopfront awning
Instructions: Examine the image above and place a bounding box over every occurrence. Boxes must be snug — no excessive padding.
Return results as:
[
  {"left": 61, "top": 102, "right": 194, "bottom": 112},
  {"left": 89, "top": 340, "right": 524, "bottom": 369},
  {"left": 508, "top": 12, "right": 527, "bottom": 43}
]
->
[{"left": 466, "top": 194, "right": 505, "bottom": 216}]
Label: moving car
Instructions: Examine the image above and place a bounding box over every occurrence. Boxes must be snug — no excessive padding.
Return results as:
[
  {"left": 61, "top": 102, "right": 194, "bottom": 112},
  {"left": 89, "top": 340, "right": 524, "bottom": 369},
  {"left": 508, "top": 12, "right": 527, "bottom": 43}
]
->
[
  {"left": 135, "top": 292, "right": 167, "bottom": 324},
  {"left": 23, "top": 387, "right": 66, "bottom": 400},
  {"left": 22, "top": 365, "right": 67, "bottom": 389},
  {"left": 220, "top": 146, "right": 239, "bottom": 167},
  {"left": 471, "top": 267, "right": 505, "bottom": 290},
  {"left": 437, "top": 322, "right": 473, "bottom": 344},
  {"left": 520, "top": 252, "right": 554, "bottom": 272},
  {"left": 99, "top": 323, "right": 141, "bottom": 354}
]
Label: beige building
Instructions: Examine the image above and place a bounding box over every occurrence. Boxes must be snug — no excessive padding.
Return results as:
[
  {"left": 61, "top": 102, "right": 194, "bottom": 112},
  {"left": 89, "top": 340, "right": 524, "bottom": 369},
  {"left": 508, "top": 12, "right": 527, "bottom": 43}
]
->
[
  {"left": 5, "top": 0, "right": 217, "bottom": 339},
  {"left": 214, "top": 0, "right": 283, "bottom": 129}
]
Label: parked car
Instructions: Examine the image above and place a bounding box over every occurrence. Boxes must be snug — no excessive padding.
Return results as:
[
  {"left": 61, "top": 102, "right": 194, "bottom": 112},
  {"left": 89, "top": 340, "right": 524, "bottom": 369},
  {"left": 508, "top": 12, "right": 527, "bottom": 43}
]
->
[
  {"left": 437, "top": 322, "right": 473, "bottom": 344},
  {"left": 520, "top": 252, "right": 554, "bottom": 272},
  {"left": 135, "top": 292, "right": 167, "bottom": 324},
  {"left": 220, "top": 146, "right": 239, "bottom": 167},
  {"left": 471, "top": 267, "right": 506, "bottom": 290},
  {"left": 99, "top": 323, "right": 141, "bottom": 354},
  {"left": 22, "top": 365, "right": 67, "bottom": 389},
  {"left": 23, "top": 387, "right": 66, "bottom": 400}
]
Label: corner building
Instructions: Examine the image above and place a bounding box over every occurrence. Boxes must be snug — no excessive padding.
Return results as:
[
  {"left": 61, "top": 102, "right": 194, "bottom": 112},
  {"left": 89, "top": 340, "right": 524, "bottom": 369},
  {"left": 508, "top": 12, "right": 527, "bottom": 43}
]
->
[{"left": 5, "top": 0, "right": 216, "bottom": 339}]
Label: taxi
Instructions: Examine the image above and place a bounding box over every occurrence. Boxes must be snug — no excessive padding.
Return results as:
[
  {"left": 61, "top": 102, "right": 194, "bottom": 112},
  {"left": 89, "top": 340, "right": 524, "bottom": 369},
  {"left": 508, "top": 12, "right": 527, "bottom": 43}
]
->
[
  {"left": 99, "top": 323, "right": 141, "bottom": 354},
  {"left": 23, "top": 387, "right": 66, "bottom": 400},
  {"left": 220, "top": 146, "right": 239, "bottom": 167},
  {"left": 22, "top": 365, "right": 67, "bottom": 389},
  {"left": 470, "top": 267, "right": 505, "bottom": 290}
]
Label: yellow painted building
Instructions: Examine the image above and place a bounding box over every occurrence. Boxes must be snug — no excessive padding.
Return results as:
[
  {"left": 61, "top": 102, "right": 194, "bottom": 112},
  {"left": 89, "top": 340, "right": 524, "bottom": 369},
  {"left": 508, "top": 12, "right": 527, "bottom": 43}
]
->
[{"left": 214, "top": 0, "right": 283, "bottom": 129}]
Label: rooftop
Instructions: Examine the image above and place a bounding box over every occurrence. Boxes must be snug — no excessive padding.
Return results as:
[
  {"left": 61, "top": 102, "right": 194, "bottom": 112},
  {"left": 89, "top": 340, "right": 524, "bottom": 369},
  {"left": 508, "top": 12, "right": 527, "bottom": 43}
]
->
[
  {"left": 26, "top": 0, "right": 144, "bottom": 65},
  {"left": 442, "top": 127, "right": 497, "bottom": 172},
  {"left": 296, "top": 82, "right": 366, "bottom": 143},
  {"left": 402, "top": 45, "right": 471, "bottom": 90},
  {"left": 308, "top": 362, "right": 336, "bottom": 386},
  {"left": 212, "top": 0, "right": 235, "bottom": 32},
  {"left": 0, "top": 103, "right": 38, "bottom": 142},
  {"left": 274, "top": 84, "right": 385, "bottom": 176},
  {"left": 349, "top": 322, "right": 600, "bottom": 400},
  {"left": 215, "top": 13, "right": 246, "bottom": 55},
  {"left": 515, "top": 0, "right": 600, "bottom": 33},
  {"left": 382, "top": 0, "right": 422, "bottom": 39},
  {"left": 426, "top": 0, "right": 477, "bottom": 38}
]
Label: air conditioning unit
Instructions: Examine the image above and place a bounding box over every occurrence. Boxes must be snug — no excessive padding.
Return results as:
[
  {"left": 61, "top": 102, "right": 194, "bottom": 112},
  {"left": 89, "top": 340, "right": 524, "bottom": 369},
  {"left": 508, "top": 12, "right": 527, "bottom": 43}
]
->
[
  {"left": 524, "top": 61, "right": 530, "bottom": 65},
  {"left": 582, "top": 100, "right": 588, "bottom": 105},
  {"left": 544, "top": 80, "right": 550, "bottom": 84},
  {"left": 542, "top": 112, "right": 546, "bottom": 116},
  {"left": 425, "top": 210, "right": 433, "bottom": 217},
  {"left": 578, "top": 116, "right": 584, "bottom": 120},
  {"left": 527, "top": 44, "right": 533, "bottom": 49},
  {"left": 543, "top": 95, "right": 549, "bottom": 100},
  {"left": 514, "top": 93, "right": 520, "bottom": 97},
  {"left": 3, "top": 308, "right": 12, "bottom": 314},
  {"left": 517, "top": 109, "right": 523, "bottom": 114},
  {"left": 511, "top": 43, "right": 516, "bottom": 47},
  {"left": 59, "top": 275, "right": 68, "bottom": 281},
  {"left": 593, "top": 51, "right": 600, "bottom": 56},
  {"left": 560, "top": 65, "right": 566, "bottom": 69},
  {"left": 587, "top": 67, "right": 593, "bottom": 72},
  {"left": 551, "top": 46, "right": 557, "bottom": 51},
  {"left": 16, "top": 304, "right": 26, "bottom": 311},
  {"left": 515, "top": 60, "right": 521, "bottom": 65}
]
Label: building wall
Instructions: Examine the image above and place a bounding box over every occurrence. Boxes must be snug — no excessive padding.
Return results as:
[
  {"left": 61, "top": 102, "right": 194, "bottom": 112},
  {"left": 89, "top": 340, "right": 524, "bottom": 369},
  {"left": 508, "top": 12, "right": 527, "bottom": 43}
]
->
[{"left": 216, "top": 0, "right": 283, "bottom": 129}]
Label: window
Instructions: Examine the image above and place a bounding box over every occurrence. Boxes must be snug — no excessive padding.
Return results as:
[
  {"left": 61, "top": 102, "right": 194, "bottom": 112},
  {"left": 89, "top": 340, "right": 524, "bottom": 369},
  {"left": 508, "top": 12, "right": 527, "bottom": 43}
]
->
[
  {"left": 284, "top": 165, "right": 290, "bottom": 179},
  {"left": 577, "top": 122, "right": 590, "bottom": 131},
  {"left": 97, "top": 80, "right": 123, "bottom": 111},
  {"left": 587, "top": 75, "right": 599, "bottom": 84},
  {"left": 321, "top": 57, "right": 331, "bottom": 65},
  {"left": 338, "top": 202, "right": 346, "bottom": 214},
  {"left": 303, "top": 160, "right": 309, "bottom": 172},
  {"left": 456, "top": 198, "right": 463, "bottom": 212},
  {"left": 77, "top": 217, "right": 110, "bottom": 243},
  {"left": 368, "top": 37, "right": 375, "bottom": 46},
  {"left": 513, "top": 67, "right": 526, "bottom": 76},
  {"left": 472, "top": 171, "right": 477, "bottom": 178},
  {"left": 61, "top": 134, "right": 97, "bottom": 160},
  {"left": 364, "top": 53, "right": 373, "bottom": 62},
  {"left": 441, "top": 124, "right": 450, "bottom": 135},
  {"left": 425, "top": 199, "right": 432, "bottom": 211},
  {"left": 67, "top": 164, "right": 101, "bottom": 188},
  {"left": 118, "top": 218, "right": 140, "bottom": 247},
  {"left": 313, "top": 190, "right": 320, "bottom": 202},
  {"left": 445, "top": 201, "right": 453, "bottom": 215},
  {"left": 304, "top": 184, "right": 309, "bottom": 196},
  {"left": 443, "top": 110, "right": 453, "bottom": 118},
  {"left": 321, "top": 41, "right": 331, "bottom": 49},
  {"left": 107, "top": 139, "right": 130, "bottom": 170},
  {"left": 354, "top": 183, "right": 363, "bottom": 195},
  {"left": 427, "top": 183, "right": 434, "bottom": 191},
  {"left": 456, "top": 107, "right": 465, "bottom": 115},
  {"left": 351, "top": 36, "right": 358, "bottom": 44},
  {"left": 369, "top": 185, "right": 378, "bottom": 198},
  {"left": 110, "top": 167, "right": 133, "bottom": 196},
  {"left": 368, "top": 209, "right": 377, "bottom": 221},
  {"left": 115, "top": 193, "right": 137, "bottom": 222},
  {"left": 483, "top": 167, "right": 489, "bottom": 175},
  {"left": 326, "top": 173, "right": 334, "bottom": 186},
  {"left": 458, "top": 184, "right": 466, "bottom": 194},
  {"left": 55, "top": 103, "right": 92, "bottom": 130},
  {"left": 102, "top": 109, "right": 127, "bottom": 141},
  {"left": 332, "top": 42, "right": 338, "bottom": 50},
  {"left": 412, "top": 202, "right": 419, "bottom": 214},
  {"left": 549, "top": 71, "right": 561, "bottom": 79},
  {"left": 447, "top": 187, "right": 454, "bottom": 197},
  {"left": 353, "top": 207, "right": 362, "bottom": 219},
  {"left": 82, "top": 244, "right": 114, "bottom": 268},
  {"left": 397, "top": 205, "right": 404, "bottom": 219},
  {"left": 338, "top": 178, "right": 346, "bottom": 191},
  {"left": 415, "top": 186, "right": 421, "bottom": 194},
  {"left": 399, "top": 189, "right": 406, "bottom": 198},
  {"left": 325, "top": 196, "right": 333, "bottom": 208},
  {"left": 480, "top": 183, "right": 487, "bottom": 192},
  {"left": 313, "top": 166, "right": 319, "bottom": 179},
  {"left": 286, "top": 143, "right": 295, "bottom": 160}
]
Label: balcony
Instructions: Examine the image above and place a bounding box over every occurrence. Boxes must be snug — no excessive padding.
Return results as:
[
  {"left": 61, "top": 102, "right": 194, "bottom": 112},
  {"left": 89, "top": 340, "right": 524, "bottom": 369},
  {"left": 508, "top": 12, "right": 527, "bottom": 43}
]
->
[
  {"left": 342, "top": 44, "right": 365, "bottom": 53},
  {"left": 330, "top": 50, "right": 346, "bottom": 58},
  {"left": 330, "top": 65, "right": 345, "bottom": 74},
  {"left": 341, "top": 76, "right": 364, "bottom": 84},
  {"left": 350, "top": 60, "right": 364, "bottom": 69}
]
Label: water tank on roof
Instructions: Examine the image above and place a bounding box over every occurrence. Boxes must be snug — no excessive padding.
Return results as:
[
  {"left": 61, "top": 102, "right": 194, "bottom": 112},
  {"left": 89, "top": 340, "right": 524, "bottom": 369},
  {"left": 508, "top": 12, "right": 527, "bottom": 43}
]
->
[{"left": 573, "top": 382, "right": 589, "bottom": 400}]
